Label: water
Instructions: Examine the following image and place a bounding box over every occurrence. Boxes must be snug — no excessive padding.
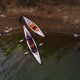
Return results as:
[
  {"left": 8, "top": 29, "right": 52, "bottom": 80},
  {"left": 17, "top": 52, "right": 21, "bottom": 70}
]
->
[{"left": 0, "top": 32, "right": 80, "bottom": 80}]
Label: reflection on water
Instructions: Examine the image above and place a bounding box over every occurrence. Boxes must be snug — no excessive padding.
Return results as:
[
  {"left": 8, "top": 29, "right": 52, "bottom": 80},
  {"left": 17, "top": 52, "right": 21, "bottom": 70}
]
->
[{"left": 0, "top": 32, "right": 80, "bottom": 80}]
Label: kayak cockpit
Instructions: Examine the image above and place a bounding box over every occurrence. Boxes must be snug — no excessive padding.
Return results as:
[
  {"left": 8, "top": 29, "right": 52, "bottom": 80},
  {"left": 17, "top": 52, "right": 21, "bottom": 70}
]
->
[
  {"left": 27, "top": 35, "right": 37, "bottom": 53},
  {"left": 30, "top": 23, "right": 39, "bottom": 32}
]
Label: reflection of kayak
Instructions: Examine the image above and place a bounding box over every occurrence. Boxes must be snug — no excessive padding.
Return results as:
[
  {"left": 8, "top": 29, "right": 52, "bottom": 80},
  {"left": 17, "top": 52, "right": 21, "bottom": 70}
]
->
[
  {"left": 23, "top": 25, "right": 41, "bottom": 64},
  {"left": 22, "top": 16, "right": 45, "bottom": 37}
]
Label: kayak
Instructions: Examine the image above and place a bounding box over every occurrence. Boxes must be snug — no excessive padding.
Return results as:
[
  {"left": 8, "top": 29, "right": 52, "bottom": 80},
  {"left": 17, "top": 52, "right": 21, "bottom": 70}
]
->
[
  {"left": 22, "top": 16, "right": 45, "bottom": 37},
  {"left": 23, "top": 25, "right": 41, "bottom": 64}
]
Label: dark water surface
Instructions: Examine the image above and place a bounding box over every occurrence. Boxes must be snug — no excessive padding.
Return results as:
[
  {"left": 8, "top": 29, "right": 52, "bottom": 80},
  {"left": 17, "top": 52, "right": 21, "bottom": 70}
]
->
[{"left": 0, "top": 32, "right": 80, "bottom": 80}]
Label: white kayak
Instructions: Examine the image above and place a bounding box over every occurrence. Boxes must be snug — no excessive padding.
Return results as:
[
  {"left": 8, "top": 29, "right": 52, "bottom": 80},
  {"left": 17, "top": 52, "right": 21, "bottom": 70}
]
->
[
  {"left": 23, "top": 25, "right": 41, "bottom": 64},
  {"left": 22, "top": 16, "right": 45, "bottom": 37}
]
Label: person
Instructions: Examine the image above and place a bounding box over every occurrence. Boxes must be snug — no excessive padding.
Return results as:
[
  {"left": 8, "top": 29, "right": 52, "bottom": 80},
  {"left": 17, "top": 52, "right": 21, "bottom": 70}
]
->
[
  {"left": 31, "top": 23, "right": 37, "bottom": 30},
  {"left": 27, "top": 35, "right": 37, "bottom": 53},
  {"left": 32, "top": 26, "right": 36, "bottom": 30}
]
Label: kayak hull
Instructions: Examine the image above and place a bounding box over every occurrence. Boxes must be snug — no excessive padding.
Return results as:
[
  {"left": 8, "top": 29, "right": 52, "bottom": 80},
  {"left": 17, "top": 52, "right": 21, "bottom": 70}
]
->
[
  {"left": 23, "top": 25, "right": 41, "bottom": 64},
  {"left": 22, "top": 16, "right": 45, "bottom": 37}
]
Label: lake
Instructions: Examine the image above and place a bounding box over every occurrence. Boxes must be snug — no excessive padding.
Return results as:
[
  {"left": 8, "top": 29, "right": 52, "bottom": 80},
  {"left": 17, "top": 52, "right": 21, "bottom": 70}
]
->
[{"left": 0, "top": 32, "right": 80, "bottom": 80}]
